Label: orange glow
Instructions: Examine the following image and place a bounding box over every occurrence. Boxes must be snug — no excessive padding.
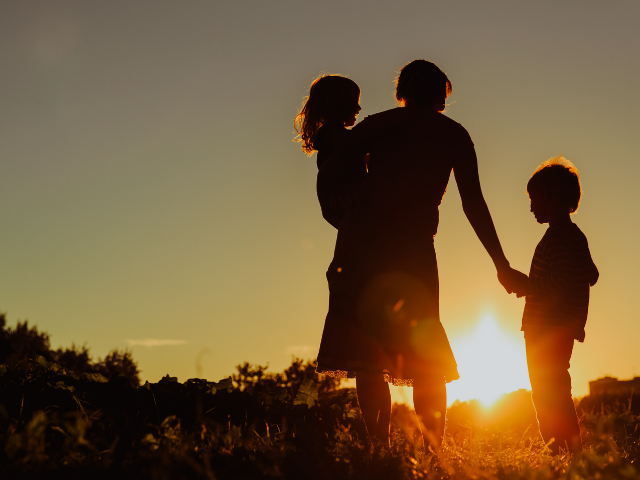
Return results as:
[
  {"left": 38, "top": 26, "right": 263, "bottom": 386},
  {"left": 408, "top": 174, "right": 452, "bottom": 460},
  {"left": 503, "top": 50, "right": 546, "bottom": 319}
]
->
[
  {"left": 393, "top": 299, "right": 404, "bottom": 312},
  {"left": 446, "top": 314, "right": 530, "bottom": 406}
]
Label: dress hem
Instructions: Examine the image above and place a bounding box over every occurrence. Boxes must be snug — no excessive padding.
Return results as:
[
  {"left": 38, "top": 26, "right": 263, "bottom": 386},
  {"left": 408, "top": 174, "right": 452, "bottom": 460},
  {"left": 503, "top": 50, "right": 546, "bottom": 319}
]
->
[{"left": 316, "top": 359, "right": 459, "bottom": 386}]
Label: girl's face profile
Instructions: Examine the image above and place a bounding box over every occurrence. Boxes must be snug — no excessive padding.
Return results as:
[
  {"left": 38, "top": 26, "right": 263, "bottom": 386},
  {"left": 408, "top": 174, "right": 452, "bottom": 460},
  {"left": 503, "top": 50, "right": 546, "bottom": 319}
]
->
[{"left": 344, "top": 97, "right": 361, "bottom": 127}]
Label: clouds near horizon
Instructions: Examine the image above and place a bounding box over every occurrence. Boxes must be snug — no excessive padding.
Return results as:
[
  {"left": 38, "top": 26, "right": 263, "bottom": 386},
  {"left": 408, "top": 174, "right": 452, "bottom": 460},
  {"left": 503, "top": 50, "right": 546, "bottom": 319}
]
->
[{"left": 125, "top": 339, "right": 188, "bottom": 348}]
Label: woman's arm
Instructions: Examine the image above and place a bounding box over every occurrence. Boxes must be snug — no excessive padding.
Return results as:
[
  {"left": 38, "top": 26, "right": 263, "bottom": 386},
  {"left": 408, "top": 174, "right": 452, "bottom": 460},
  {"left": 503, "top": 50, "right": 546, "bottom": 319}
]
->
[{"left": 452, "top": 142, "right": 518, "bottom": 291}]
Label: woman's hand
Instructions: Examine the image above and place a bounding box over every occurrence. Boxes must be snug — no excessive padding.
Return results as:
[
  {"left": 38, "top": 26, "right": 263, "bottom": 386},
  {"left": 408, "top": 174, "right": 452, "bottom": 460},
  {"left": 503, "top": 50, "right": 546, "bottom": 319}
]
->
[{"left": 497, "top": 267, "right": 529, "bottom": 296}]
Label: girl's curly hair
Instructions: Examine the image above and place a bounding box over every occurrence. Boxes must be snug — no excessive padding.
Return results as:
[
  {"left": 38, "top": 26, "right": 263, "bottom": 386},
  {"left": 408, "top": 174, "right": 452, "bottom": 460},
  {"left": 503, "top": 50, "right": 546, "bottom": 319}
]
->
[{"left": 294, "top": 75, "right": 360, "bottom": 155}]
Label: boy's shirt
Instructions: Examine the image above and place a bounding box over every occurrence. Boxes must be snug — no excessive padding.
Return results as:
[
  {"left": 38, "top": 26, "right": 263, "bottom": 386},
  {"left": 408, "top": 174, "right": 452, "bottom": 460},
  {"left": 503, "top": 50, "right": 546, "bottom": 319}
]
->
[{"left": 522, "top": 221, "right": 599, "bottom": 342}]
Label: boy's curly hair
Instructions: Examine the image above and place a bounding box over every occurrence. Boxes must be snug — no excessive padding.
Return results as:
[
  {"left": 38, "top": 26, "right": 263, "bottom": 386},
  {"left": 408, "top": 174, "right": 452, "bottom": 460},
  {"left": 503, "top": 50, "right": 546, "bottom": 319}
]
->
[{"left": 527, "top": 156, "right": 582, "bottom": 213}]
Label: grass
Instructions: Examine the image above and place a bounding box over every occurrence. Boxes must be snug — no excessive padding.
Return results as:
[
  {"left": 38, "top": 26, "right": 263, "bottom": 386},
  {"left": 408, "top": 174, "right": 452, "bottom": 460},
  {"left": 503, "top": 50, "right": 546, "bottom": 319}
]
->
[{"left": 1, "top": 357, "right": 639, "bottom": 479}]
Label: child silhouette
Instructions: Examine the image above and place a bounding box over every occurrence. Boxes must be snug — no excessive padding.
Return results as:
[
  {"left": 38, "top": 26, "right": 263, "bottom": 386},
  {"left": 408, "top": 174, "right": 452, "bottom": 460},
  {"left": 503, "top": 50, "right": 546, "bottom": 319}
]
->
[
  {"left": 294, "top": 74, "right": 366, "bottom": 229},
  {"left": 511, "top": 157, "right": 599, "bottom": 455}
]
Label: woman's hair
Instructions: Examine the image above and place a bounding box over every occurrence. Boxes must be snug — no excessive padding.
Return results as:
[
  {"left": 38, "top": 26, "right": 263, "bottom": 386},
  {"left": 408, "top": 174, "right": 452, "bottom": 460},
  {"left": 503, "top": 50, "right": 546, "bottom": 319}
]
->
[
  {"left": 294, "top": 75, "right": 360, "bottom": 155},
  {"left": 527, "top": 156, "right": 582, "bottom": 213},
  {"left": 395, "top": 60, "right": 452, "bottom": 110}
]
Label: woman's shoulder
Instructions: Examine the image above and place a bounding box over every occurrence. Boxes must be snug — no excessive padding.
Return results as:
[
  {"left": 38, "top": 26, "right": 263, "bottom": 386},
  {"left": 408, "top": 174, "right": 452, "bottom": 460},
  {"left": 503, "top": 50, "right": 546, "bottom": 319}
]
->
[
  {"left": 349, "top": 108, "right": 404, "bottom": 137},
  {"left": 358, "top": 108, "right": 473, "bottom": 145},
  {"left": 437, "top": 113, "right": 474, "bottom": 145},
  {"left": 358, "top": 107, "right": 404, "bottom": 124},
  {"left": 360, "top": 108, "right": 466, "bottom": 130}
]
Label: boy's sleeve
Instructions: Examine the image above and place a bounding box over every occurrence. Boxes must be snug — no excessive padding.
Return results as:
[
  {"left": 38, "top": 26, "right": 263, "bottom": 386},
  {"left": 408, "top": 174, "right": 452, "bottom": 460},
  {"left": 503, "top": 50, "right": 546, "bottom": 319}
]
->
[
  {"left": 527, "top": 236, "right": 571, "bottom": 295},
  {"left": 527, "top": 234, "right": 598, "bottom": 295}
]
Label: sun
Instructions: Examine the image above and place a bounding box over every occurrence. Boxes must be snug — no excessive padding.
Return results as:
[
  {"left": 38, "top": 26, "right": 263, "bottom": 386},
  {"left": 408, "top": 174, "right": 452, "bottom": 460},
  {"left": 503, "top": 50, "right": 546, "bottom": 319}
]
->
[{"left": 445, "top": 314, "right": 531, "bottom": 407}]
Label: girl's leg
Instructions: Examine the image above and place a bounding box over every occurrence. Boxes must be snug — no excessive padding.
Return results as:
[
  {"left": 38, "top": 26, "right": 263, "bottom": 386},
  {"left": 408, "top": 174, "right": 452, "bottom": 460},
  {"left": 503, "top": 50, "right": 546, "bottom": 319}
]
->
[
  {"left": 356, "top": 375, "right": 391, "bottom": 446},
  {"left": 413, "top": 376, "right": 447, "bottom": 450}
]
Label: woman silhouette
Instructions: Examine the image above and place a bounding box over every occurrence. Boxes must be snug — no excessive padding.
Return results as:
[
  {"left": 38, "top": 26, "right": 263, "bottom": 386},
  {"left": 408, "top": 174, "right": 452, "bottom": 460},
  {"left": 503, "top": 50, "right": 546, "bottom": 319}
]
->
[{"left": 316, "top": 60, "right": 517, "bottom": 448}]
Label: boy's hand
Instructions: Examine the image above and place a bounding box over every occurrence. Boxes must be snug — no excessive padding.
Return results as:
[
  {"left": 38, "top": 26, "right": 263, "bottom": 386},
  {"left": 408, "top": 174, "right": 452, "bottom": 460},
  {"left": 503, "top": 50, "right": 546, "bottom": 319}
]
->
[
  {"left": 510, "top": 269, "right": 529, "bottom": 298},
  {"left": 498, "top": 267, "right": 529, "bottom": 296}
]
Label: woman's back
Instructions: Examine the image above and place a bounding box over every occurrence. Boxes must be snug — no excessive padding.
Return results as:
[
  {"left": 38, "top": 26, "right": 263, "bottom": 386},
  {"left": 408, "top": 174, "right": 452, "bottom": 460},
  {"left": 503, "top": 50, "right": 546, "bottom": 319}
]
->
[{"left": 354, "top": 107, "right": 474, "bottom": 238}]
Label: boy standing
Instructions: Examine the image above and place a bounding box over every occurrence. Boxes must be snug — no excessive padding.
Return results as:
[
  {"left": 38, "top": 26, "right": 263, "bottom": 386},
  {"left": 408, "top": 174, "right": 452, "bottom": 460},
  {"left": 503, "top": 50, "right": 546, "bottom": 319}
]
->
[{"left": 512, "top": 157, "right": 599, "bottom": 454}]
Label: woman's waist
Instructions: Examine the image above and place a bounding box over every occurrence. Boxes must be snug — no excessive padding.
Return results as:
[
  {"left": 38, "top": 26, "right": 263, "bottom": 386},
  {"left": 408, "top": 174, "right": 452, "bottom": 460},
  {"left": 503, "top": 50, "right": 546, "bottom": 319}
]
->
[
  {"left": 332, "top": 228, "right": 436, "bottom": 269},
  {"left": 337, "top": 216, "right": 439, "bottom": 242}
]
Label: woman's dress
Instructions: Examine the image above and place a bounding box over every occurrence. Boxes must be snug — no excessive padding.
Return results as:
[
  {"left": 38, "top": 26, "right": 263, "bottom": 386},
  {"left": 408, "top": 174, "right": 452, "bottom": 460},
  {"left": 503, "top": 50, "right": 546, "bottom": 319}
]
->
[{"left": 316, "top": 107, "right": 475, "bottom": 386}]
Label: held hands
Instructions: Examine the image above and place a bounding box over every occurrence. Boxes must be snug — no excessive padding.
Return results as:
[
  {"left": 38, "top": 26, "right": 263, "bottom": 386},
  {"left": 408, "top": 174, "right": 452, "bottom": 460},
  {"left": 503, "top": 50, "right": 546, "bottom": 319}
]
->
[{"left": 497, "top": 266, "right": 529, "bottom": 297}]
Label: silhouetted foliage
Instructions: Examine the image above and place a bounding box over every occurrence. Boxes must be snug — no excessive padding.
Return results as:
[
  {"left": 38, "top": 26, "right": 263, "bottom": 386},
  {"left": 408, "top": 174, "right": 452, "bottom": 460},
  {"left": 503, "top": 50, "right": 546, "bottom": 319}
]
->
[
  {"left": 1, "top": 351, "right": 639, "bottom": 479},
  {"left": 578, "top": 391, "right": 640, "bottom": 416},
  {"left": 233, "top": 357, "right": 341, "bottom": 399},
  {"left": 0, "top": 314, "right": 51, "bottom": 369},
  {"left": 0, "top": 313, "right": 140, "bottom": 387},
  {"left": 1, "top": 313, "right": 639, "bottom": 479},
  {"left": 51, "top": 343, "right": 92, "bottom": 373},
  {"left": 95, "top": 348, "right": 141, "bottom": 387}
]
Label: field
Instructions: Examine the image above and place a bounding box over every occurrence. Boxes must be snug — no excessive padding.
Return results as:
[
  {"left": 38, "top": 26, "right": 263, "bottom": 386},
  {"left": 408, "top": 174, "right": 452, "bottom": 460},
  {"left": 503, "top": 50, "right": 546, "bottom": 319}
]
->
[{"left": 1, "top": 353, "right": 639, "bottom": 480}]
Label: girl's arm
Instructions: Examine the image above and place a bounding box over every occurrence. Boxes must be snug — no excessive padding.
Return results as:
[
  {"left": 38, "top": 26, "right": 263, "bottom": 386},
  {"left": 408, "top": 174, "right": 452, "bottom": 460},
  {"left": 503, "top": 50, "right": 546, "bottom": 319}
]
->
[
  {"left": 317, "top": 120, "right": 370, "bottom": 190},
  {"left": 316, "top": 127, "right": 350, "bottom": 228},
  {"left": 318, "top": 203, "right": 343, "bottom": 229},
  {"left": 316, "top": 127, "right": 350, "bottom": 170},
  {"left": 317, "top": 124, "right": 370, "bottom": 229}
]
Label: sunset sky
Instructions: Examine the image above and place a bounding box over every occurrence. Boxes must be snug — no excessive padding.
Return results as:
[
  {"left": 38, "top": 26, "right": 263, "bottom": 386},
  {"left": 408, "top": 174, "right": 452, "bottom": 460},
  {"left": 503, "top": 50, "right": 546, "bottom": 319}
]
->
[{"left": 1, "top": 1, "right": 638, "bottom": 402}]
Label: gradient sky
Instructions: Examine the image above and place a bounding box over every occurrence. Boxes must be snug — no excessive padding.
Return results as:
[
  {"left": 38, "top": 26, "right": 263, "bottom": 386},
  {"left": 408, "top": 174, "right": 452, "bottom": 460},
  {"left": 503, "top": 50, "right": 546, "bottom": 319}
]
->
[{"left": 1, "top": 1, "right": 638, "bottom": 400}]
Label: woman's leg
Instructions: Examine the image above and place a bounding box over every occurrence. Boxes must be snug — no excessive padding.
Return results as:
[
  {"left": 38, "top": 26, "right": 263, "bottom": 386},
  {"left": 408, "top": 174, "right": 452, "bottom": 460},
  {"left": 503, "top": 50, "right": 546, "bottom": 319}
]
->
[
  {"left": 356, "top": 376, "right": 391, "bottom": 446},
  {"left": 413, "top": 376, "right": 447, "bottom": 450}
]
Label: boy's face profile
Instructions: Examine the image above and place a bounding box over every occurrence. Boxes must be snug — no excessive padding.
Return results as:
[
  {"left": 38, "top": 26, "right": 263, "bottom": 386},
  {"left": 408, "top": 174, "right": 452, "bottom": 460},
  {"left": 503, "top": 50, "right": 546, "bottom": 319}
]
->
[{"left": 529, "top": 189, "right": 550, "bottom": 224}]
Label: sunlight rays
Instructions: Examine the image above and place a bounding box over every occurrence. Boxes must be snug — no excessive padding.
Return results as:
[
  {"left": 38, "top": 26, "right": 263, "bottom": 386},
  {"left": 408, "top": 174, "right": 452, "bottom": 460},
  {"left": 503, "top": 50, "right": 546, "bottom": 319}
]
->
[
  {"left": 446, "top": 314, "right": 530, "bottom": 406},
  {"left": 388, "top": 314, "right": 530, "bottom": 408}
]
